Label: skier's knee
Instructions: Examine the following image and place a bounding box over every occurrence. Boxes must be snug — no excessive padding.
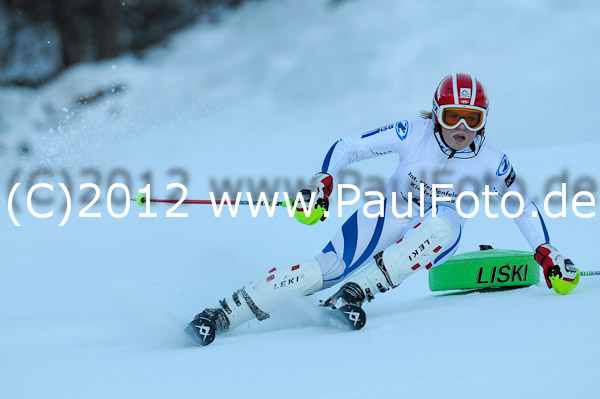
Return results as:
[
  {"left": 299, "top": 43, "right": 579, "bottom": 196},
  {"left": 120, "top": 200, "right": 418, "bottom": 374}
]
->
[{"left": 315, "top": 251, "right": 347, "bottom": 289}]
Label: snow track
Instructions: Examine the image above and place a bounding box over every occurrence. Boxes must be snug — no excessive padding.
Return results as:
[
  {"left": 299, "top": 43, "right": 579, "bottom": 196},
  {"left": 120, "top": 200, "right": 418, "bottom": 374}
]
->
[{"left": 1, "top": 0, "right": 599, "bottom": 398}]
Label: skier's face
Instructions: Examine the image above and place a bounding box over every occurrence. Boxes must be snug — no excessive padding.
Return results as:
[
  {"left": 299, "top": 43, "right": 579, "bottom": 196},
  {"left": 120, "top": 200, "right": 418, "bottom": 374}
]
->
[{"left": 441, "top": 125, "right": 477, "bottom": 151}]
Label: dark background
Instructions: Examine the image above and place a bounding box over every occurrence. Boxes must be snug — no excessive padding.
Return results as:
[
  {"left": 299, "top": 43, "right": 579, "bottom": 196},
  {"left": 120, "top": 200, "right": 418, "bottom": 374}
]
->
[{"left": 0, "top": 0, "right": 258, "bottom": 86}]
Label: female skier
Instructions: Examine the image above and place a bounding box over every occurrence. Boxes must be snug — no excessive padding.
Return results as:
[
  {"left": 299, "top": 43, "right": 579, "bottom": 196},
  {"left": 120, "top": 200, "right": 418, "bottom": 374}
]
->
[{"left": 188, "top": 73, "right": 579, "bottom": 345}]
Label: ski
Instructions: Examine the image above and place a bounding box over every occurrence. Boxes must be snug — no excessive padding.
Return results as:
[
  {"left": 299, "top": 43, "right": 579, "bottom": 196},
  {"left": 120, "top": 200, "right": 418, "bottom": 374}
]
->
[
  {"left": 185, "top": 316, "right": 217, "bottom": 346},
  {"left": 185, "top": 297, "right": 366, "bottom": 347},
  {"left": 326, "top": 303, "right": 367, "bottom": 330}
]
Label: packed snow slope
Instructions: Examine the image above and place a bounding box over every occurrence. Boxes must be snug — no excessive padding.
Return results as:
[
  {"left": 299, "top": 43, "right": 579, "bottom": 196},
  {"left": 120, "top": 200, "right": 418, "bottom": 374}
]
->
[{"left": 1, "top": 1, "right": 599, "bottom": 398}]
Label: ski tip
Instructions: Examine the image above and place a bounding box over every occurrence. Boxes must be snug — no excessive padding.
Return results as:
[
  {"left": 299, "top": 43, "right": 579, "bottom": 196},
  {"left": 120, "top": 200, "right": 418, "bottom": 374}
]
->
[
  {"left": 185, "top": 317, "right": 217, "bottom": 346},
  {"left": 337, "top": 304, "right": 367, "bottom": 330},
  {"left": 136, "top": 193, "right": 147, "bottom": 206}
]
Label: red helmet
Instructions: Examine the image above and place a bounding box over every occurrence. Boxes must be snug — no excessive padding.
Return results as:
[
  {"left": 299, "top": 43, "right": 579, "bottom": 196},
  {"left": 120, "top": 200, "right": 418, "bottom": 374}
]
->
[{"left": 432, "top": 73, "right": 489, "bottom": 135}]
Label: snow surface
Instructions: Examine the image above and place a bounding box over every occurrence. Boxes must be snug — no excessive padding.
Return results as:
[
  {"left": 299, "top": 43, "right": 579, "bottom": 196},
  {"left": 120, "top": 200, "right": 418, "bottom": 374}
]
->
[{"left": 1, "top": 0, "right": 600, "bottom": 398}]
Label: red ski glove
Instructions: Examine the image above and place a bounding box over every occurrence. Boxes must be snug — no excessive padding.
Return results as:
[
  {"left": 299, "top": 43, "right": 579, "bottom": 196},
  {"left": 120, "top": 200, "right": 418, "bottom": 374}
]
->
[
  {"left": 534, "top": 244, "right": 579, "bottom": 294},
  {"left": 294, "top": 172, "right": 333, "bottom": 225}
]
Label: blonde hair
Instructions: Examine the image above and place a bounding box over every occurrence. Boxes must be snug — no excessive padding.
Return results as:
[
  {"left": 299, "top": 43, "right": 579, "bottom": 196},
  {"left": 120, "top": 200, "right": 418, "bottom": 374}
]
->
[{"left": 419, "top": 110, "right": 432, "bottom": 119}]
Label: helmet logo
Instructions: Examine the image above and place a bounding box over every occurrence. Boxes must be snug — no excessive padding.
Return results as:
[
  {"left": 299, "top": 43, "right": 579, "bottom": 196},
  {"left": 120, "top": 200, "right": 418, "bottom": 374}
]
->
[{"left": 459, "top": 88, "right": 471, "bottom": 98}]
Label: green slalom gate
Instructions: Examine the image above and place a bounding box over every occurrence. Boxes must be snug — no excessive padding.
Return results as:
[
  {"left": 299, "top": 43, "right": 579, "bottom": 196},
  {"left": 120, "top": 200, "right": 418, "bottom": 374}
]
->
[{"left": 428, "top": 246, "right": 540, "bottom": 292}]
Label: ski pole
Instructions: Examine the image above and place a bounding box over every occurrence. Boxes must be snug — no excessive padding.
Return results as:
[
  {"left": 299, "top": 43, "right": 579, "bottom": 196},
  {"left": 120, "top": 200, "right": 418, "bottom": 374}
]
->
[
  {"left": 579, "top": 271, "right": 600, "bottom": 277},
  {"left": 133, "top": 193, "right": 289, "bottom": 207},
  {"left": 565, "top": 263, "right": 600, "bottom": 277}
]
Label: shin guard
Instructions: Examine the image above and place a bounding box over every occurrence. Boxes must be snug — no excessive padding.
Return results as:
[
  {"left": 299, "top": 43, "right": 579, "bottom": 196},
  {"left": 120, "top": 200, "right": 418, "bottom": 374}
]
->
[
  {"left": 343, "top": 216, "right": 457, "bottom": 302},
  {"left": 218, "top": 259, "right": 324, "bottom": 331}
]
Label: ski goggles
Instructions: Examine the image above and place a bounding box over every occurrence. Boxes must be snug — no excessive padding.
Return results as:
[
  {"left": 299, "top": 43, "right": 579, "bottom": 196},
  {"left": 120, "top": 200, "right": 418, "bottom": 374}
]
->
[{"left": 438, "top": 105, "right": 487, "bottom": 131}]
